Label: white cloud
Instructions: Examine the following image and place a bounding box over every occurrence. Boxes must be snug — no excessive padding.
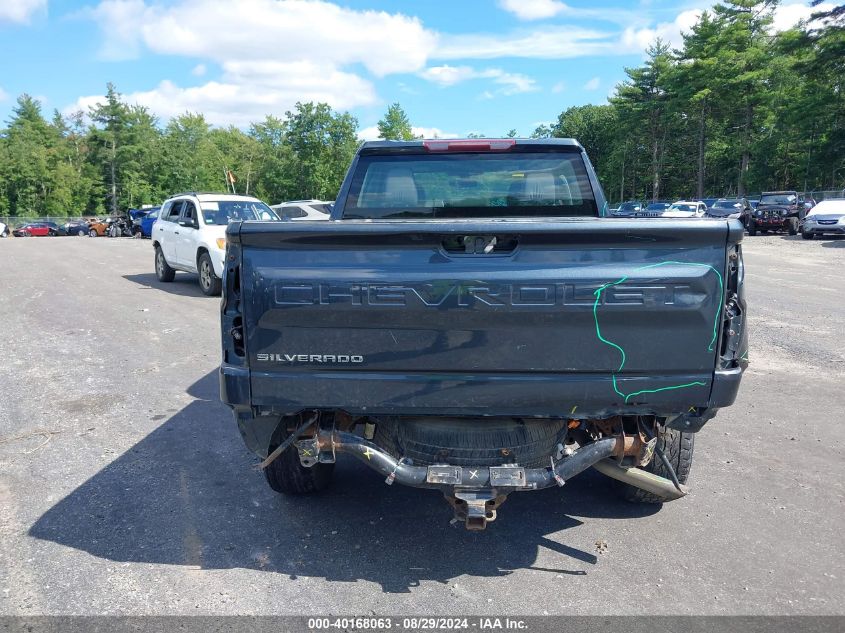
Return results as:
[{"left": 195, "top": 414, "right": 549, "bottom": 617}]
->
[
  {"left": 86, "top": 0, "right": 148, "bottom": 60},
  {"left": 771, "top": 2, "right": 835, "bottom": 32},
  {"left": 498, "top": 0, "right": 568, "bottom": 20},
  {"left": 66, "top": 94, "right": 107, "bottom": 115},
  {"left": 0, "top": 0, "right": 46, "bottom": 23},
  {"left": 88, "top": 0, "right": 436, "bottom": 76},
  {"left": 75, "top": 0, "right": 823, "bottom": 128},
  {"left": 80, "top": 0, "right": 437, "bottom": 125},
  {"left": 419, "top": 65, "right": 537, "bottom": 96},
  {"left": 67, "top": 61, "right": 378, "bottom": 127},
  {"left": 497, "top": 0, "right": 639, "bottom": 24},
  {"left": 621, "top": 8, "right": 702, "bottom": 52},
  {"left": 617, "top": 3, "right": 831, "bottom": 55},
  {"left": 435, "top": 26, "right": 617, "bottom": 60},
  {"left": 493, "top": 71, "right": 537, "bottom": 95},
  {"left": 419, "top": 65, "right": 478, "bottom": 86}
]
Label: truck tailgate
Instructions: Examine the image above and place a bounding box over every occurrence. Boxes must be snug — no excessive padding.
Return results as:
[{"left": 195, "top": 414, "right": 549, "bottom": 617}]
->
[{"left": 231, "top": 219, "right": 738, "bottom": 417}]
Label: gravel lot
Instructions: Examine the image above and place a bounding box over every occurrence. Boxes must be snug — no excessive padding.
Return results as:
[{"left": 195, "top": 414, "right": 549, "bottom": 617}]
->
[{"left": 0, "top": 234, "right": 843, "bottom": 615}]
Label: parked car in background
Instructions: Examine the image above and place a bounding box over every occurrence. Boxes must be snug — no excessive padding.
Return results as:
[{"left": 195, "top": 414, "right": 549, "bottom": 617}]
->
[
  {"left": 801, "top": 199, "right": 845, "bottom": 239},
  {"left": 137, "top": 207, "right": 160, "bottom": 238},
  {"left": 270, "top": 199, "right": 332, "bottom": 221},
  {"left": 662, "top": 201, "right": 707, "bottom": 218},
  {"left": 706, "top": 198, "right": 752, "bottom": 228},
  {"left": 129, "top": 208, "right": 153, "bottom": 236},
  {"left": 107, "top": 216, "right": 134, "bottom": 237},
  {"left": 749, "top": 191, "right": 806, "bottom": 236},
  {"left": 62, "top": 220, "right": 90, "bottom": 236},
  {"left": 612, "top": 200, "right": 644, "bottom": 216},
  {"left": 13, "top": 222, "right": 53, "bottom": 237},
  {"left": 43, "top": 222, "right": 67, "bottom": 236},
  {"left": 152, "top": 193, "right": 279, "bottom": 295},
  {"left": 638, "top": 201, "right": 672, "bottom": 217},
  {"left": 87, "top": 219, "right": 110, "bottom": 237}
]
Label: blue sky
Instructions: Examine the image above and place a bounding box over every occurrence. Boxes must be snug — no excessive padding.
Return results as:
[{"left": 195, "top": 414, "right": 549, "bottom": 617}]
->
[{"left": 0, "top": 0, "right": 824, "bottom": 138}]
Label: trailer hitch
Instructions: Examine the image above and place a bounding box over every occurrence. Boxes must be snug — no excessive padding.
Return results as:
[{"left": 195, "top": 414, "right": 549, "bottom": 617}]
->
[{"left": 295, "top": 429, "right": 620, "bottom": 529}]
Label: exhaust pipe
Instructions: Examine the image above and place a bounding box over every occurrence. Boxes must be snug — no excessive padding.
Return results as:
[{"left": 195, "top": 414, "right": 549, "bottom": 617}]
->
[{"left": 592, "top": 459, "right": 688, "bottom": 500}]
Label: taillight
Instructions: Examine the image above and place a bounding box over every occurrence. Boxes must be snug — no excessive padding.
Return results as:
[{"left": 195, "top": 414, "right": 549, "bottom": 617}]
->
[{"left": 423, "top": 139, "right": 516, "bottom": 152}]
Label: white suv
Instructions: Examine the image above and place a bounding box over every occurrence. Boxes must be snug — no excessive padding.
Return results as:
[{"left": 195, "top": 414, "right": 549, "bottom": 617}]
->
[
  {"left": 152, "top": 193, "right": 277, "bottom": 295},
  {"left": 662, "top": 200, "right": 707, "bottom": 218},
  {"left": 270, "top": 199, "right": 332, "bottom": 221}
]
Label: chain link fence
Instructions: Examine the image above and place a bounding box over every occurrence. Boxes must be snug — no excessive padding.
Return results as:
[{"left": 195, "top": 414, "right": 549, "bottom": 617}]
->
[
  {"left": 807, "top": 189, "right": 845, "bottom": 201},
  {"left": 0, "top": 216, "right": 95, "bottom": 227}
]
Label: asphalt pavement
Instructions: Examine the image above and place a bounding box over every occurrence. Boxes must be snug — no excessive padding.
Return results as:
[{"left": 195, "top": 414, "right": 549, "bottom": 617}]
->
[{"left": 0, "top": 233, "right": 843, "bottom": 615}]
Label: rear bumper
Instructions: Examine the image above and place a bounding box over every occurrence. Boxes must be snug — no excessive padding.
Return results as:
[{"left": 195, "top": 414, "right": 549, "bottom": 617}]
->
[{"left": 221, "top": 364, "right": 742, "bottom": 419}]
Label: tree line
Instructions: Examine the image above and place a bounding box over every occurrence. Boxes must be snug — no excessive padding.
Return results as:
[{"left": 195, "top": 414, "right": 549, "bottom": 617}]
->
[
  {"left": 534, "top": 0, "right": 844, "bottom": 201},
  {"left": 0, "top": 86, "right": 370, "bottom": 218},
  {"left": 0, "top": 0, "right": 842, "bottom": 217}
]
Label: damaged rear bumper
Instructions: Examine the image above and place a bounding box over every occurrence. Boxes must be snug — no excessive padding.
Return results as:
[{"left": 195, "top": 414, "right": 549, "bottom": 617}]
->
[{"left": 296, "top": 429, "right": 686, "bottom": 530}]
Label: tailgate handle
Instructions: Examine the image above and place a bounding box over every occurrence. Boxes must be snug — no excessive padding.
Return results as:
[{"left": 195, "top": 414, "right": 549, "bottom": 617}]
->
[{"left": 442, "top": 235, "right": 518, "bottom": 255}]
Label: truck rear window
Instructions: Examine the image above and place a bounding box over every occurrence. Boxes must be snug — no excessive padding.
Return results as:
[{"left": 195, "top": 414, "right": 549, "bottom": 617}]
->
[{"left": 342, "top": 152, "right": 598, "bottom": 219}]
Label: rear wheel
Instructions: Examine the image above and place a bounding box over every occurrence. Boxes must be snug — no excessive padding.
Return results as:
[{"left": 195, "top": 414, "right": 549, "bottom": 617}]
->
[
  {"left": 197, "top": 252, "right": 222, "bottom": 296},
  {"left": 77, "top": 229, "right": 86, "bottom": 236},
  {"left": 155, "top": 246, "right": 175, "bottom": 282},
  {"left": 618, "top": 427, "right": 694, "bottom": 504},
  {"left": 88, "top": 228, "right": 97, "bottom": 237},
  {"left": 264, "top": 424, "right": 334, "bottom": 495}
]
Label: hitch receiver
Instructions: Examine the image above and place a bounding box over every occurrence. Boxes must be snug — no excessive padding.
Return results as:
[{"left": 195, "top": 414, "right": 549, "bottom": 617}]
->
[{"left": 448, "top": 490, "right": 503, "bottom": 530}]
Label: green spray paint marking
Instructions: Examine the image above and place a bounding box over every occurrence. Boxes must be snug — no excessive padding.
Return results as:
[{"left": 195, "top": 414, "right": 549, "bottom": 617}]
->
[{"left": 592, "top": 261, "right": 724, "bottom": 403}]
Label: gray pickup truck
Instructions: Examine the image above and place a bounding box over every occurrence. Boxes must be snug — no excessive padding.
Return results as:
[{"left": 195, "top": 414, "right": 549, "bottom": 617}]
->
[{"left": 220, "top": 138, "right": 748, "bottom": 529}]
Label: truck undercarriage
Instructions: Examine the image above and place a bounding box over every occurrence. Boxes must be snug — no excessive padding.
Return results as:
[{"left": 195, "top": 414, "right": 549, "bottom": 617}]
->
[{"left": 258, "top": 411, "right": 688, "bottom": 530}]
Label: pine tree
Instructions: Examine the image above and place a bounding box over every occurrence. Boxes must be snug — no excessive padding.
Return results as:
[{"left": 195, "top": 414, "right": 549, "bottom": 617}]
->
[{"left": 377, "top": 103, "right": 417, "bottom": 141}]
